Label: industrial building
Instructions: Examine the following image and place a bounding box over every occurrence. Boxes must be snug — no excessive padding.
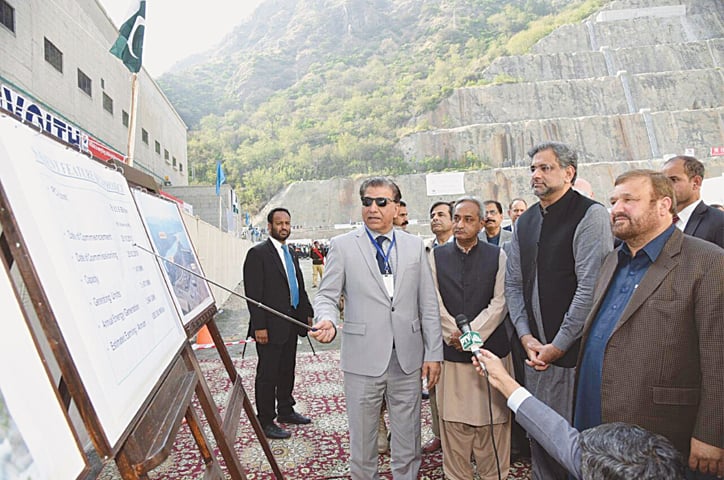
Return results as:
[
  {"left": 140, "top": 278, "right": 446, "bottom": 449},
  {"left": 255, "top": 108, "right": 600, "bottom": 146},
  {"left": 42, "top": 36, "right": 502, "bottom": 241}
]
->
[{"left": 0, "top": 0, "right": 188, "bottom": 187}]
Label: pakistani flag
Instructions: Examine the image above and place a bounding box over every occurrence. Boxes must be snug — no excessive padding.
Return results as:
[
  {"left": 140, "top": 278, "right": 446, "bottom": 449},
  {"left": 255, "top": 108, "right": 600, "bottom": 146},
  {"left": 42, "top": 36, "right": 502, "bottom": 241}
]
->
[{"left": 110, "top": 0, "right": 146, "bottom": 73}]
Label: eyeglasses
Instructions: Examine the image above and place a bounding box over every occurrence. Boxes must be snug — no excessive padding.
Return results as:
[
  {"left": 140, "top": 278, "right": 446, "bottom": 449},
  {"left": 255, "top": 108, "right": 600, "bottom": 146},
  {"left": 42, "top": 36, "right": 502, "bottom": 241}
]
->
[{"left": 361, "top": 196, "right": 395, "bottom": 208}]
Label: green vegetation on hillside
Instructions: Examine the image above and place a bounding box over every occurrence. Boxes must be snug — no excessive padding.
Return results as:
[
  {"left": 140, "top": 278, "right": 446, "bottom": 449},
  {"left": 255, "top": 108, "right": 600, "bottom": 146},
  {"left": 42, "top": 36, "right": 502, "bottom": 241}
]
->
[{"left": 161, "top": 0, "right": 605, "bottom": 211}]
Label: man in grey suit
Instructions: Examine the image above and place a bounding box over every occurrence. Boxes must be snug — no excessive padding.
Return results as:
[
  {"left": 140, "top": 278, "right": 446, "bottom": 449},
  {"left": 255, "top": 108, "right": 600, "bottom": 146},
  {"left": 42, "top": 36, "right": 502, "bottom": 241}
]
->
[
  {"left": 478, "top": 200, "right": 513, "bottom": 246},
  {"left": 311, "top": 177, "right": 443, "bottom": 479},
  {"left": 470, "top": 350, "right": 685, "bottom": 480}
]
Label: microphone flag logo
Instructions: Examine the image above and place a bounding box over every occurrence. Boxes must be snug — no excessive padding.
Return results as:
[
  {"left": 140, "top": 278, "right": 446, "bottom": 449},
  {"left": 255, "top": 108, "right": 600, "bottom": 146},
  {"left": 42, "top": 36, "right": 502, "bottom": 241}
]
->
[{"left": 460, "top": 331, "right": 483, "bottom": 352}]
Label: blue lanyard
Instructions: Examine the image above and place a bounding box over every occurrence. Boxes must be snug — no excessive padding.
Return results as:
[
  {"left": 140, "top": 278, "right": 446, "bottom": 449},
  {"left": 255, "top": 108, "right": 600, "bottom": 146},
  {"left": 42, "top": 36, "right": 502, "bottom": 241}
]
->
[{"left": 365, "top": 228, "right": 396, "bottom": 274}]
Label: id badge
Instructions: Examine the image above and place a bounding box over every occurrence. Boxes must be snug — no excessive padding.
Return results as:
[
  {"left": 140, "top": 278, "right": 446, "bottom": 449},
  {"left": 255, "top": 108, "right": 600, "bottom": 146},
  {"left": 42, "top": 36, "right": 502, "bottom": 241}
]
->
[{"left": 383, "top": 273, "right": 394, "bottom": 298}]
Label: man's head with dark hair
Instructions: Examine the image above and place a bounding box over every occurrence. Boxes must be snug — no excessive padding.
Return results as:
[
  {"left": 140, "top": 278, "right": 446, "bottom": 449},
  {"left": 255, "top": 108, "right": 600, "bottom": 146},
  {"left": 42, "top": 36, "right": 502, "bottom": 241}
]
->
[
  {"left": 267, "top": 208, "right": 292, "bottom": 243},
  {"left": 662, "top": 155, "right": 705, "bottom": 212},
  {"left": 508, "top": 198, "right": 528, "bottom": 224},
  {"left": 429, "top": 201, "right": 454, "bottom": 242},
  {"left": 267, "top": 207, "right": 291, "bottom": 224},
  {"left": 484, "top": 200, "right": 503, "bottom": 215},
  {"left": 579, "top": 422, "right": 684, "bottom": 480},
  {"left": 359, "top": 177, "right": 402, "bottom": 203},
  {"left": 528, "top": 142, "right": 578, "bottom": 205},
  {"left": 528, "top": 142, "right": 579, "bottom": 183},
  {"left": 394, "top": 200, "right": 409, "bottom": 229},
  {"left": 665, "top": 155, "right": 705, "bottom": 179},
  {"left": 430, "top": 201, "right": 454, "bottom": 219},
  {"left": 482, "top": 200, "right": 504, "bottom": 237}
]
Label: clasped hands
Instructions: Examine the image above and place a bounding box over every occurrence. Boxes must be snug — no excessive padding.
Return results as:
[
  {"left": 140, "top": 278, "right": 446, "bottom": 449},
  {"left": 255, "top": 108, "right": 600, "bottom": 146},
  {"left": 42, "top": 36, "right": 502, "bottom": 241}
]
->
[{"left": 520, "top": 334, "right": 565, "bottom": 371}]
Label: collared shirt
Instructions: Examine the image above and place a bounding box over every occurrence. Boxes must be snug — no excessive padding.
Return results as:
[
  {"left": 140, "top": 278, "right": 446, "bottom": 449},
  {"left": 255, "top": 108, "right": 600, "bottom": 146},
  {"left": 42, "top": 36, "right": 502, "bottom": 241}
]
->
[
  {"left": 574, "top": 225, "right": 675, "bottom": 432},
  {"left": 364, "top": 226, "right": 397, "bottom": 275},
  {"left": 675, "top": 199, "right": 702, "bottom": 231},
  {"left": 432, "top": 235, "right": 454, "bottom": 248},
  {"left": 269, "top": 236, "right": 289, "bottom": 273}
]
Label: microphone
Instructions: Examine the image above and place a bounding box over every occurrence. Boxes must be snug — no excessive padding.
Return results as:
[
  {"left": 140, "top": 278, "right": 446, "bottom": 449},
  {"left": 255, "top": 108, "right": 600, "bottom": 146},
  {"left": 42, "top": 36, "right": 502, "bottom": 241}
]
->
[{"left": 455, "top": 314, "right": 487, "bottom": 375}]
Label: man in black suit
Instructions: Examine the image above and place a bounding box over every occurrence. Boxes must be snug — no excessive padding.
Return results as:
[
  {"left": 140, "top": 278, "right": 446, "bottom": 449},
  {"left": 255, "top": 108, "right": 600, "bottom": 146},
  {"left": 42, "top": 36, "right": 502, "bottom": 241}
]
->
[
  {"left": 243, "top": 207, "right": 314, "bottom": 439},
  {"left": 663, "top": 155, "right": 724, "bottom": 248}
]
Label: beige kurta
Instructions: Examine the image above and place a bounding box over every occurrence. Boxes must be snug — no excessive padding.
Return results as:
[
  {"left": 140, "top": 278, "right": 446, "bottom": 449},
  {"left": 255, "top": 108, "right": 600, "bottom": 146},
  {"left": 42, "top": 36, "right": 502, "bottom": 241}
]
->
[
  {"left": 437, "top": 355, "right": 512, "bottom": 425},
  {"left": 430, "top": 246, "right": 511, "bottom": 424},
  {"left": 431, "top": 242, "right": 513, "bottom": 479}
]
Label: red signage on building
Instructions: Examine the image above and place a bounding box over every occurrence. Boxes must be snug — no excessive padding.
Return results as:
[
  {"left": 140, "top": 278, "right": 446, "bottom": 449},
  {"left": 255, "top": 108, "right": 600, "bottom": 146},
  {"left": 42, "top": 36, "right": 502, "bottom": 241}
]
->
[
  {"left": 87, "top": 137, "right": 126, "bottom": 163},
  {"left": 711, "top": 146, "right": 724, "bottom": 157}
]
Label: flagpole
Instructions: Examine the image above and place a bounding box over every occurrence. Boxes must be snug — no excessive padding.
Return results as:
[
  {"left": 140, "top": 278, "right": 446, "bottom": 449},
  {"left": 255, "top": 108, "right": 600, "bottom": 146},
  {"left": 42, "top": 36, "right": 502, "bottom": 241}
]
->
[
  {"left": 126, "top": 72, "right": 140, "bottom": 167},
  {"left": 219, "top": 194, "right": 223, "bottom": 231}
]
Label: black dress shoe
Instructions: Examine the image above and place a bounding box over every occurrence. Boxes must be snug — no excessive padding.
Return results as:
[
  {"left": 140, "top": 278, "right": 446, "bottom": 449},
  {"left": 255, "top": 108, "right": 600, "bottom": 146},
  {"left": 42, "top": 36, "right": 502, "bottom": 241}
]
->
[
  {"left": 277, "top": 412, "right": 312, "bottom": 425},
  {"left": 263, "top": 423, "right": 291, "bottom": 439}
]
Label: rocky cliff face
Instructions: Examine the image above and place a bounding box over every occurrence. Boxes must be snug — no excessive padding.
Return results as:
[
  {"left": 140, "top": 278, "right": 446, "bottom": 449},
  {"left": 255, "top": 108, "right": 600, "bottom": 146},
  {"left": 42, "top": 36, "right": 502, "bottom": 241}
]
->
[
  {"left": 256, "top": 0, "right": 724, "bottom": 230},
  {"left": 401, "top": 0, "right": 723, "bottom": 171}
]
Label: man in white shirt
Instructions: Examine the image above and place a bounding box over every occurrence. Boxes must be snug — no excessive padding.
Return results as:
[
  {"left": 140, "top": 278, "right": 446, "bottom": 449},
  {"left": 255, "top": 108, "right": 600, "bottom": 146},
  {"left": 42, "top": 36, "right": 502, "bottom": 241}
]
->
[{"left": 663, "top": 155, "right": 724, "bottom": 248}]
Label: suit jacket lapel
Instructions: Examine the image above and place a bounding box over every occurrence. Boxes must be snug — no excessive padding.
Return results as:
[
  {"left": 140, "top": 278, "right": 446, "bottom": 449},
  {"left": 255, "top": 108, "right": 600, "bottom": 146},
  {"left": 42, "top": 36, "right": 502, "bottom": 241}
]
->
[
  {"left": 683, "top": 201, "right": 706, "bottom": 235},
  {"left": 392, "top": 233, "right": 408, "bottom": 301},
  {"left": 611, "top": 232, "right": 680, "bottom": 336}
]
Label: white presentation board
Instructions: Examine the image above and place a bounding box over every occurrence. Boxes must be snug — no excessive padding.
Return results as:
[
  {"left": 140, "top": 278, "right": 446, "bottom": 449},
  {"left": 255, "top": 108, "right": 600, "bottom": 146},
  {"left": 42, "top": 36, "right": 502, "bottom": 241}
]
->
[
  {"left": 426, "top": 171, "right": 466, "bottom": 196},
  {"left": 0, "top": 116, "right": 186, "bottom": 448},
  {"left": 132, "top": 189, "right": 214, "bottom": 325},
  {"left": 0, "top": 265, "right": 86, "bottom": 479}
]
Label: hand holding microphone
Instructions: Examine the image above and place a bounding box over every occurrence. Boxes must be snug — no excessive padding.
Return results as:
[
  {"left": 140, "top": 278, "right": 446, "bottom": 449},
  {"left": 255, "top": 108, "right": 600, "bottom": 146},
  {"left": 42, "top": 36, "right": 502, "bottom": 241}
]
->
[
  {"left": 471, "top": 350, "right": 521, "bottom": 399},
  {"left": 457, "top": 312, "right": 518, "bottom": 398}
]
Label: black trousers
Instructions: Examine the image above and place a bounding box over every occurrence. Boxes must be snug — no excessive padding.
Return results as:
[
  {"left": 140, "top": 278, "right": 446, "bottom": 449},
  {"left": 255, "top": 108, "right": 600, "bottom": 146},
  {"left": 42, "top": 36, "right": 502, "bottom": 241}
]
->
[{"left": 255, "top": 331, "right": 299, "bottom": 426}]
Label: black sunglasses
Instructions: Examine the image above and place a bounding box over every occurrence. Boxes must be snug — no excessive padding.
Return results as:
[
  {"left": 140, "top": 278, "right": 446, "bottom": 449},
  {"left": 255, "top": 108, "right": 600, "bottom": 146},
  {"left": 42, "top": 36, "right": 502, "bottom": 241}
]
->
[{"left": 361, "top": 196, "right": 396, "bottom": 207}]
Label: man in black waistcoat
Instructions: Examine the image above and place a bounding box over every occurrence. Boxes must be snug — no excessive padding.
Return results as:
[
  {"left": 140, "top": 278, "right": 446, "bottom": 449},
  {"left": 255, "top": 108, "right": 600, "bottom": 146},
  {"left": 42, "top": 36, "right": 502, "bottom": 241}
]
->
[
  {"left": 431, "top": 197, "right": 512, "bottom": 480},
  {"left": 505, "top": 142, "right": 612, "bottom": 480}
]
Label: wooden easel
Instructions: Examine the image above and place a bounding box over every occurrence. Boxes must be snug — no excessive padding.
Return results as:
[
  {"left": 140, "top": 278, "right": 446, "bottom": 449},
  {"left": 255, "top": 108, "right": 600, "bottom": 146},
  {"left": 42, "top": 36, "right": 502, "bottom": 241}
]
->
[
  {"left": 186, "top": 310, "right": 285, "bottom": 479},
  {"left": 134, "top": 187, "right": 284, "bottom": 480},
  {"left": 114, "top": 344, "right": 228, "bottom": 480},
  {"left": 0, "top": 188, "right": 231, "bottom": 478},
  {"left": 0, "top": 117, "right": 250, "bottom": 479},
  {"left": 141, "top": 188, "right": 284, "bottom": 478}
]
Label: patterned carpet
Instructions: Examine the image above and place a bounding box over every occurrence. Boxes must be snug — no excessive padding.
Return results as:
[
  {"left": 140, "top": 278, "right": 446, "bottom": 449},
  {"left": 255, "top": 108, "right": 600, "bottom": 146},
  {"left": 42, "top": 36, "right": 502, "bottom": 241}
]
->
[{"left": 99, "top": 350, "right": 531, "bottom": 479}]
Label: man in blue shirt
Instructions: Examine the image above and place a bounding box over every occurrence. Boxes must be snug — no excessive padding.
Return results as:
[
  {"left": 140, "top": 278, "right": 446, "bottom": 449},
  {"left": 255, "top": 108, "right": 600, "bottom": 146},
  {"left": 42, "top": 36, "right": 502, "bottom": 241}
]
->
[{"left": 574, "top": 170, "right": 724, "bottom": 479}]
